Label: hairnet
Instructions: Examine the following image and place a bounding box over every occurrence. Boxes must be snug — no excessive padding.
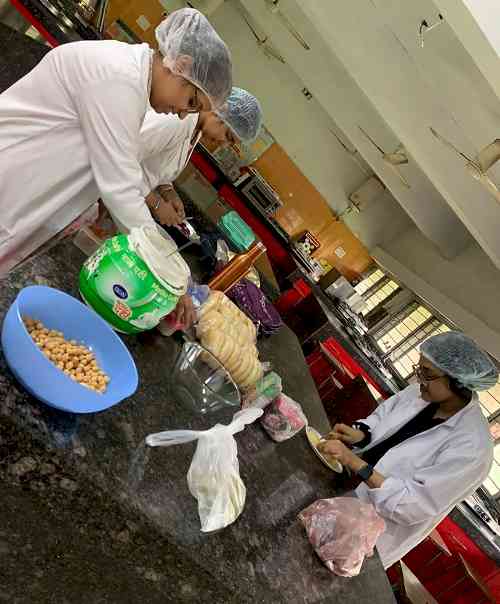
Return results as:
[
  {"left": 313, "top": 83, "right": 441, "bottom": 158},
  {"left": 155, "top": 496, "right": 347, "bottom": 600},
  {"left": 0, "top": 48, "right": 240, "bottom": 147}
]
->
[
  {"left": 155, "top": 8, "right": 232, "bottom": 109},
  {"left": 215, "top": 87, "right": 263, "bottom": 143},
  {"left": 420, "top": 331, "right": 498, "bottom": 392}
]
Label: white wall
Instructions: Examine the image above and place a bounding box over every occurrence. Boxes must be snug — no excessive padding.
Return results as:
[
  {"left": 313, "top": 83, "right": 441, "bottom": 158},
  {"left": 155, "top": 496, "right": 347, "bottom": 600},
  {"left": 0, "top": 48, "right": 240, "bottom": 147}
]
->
[
  {"left": 299, "top": 0, "right": 500, "bottom": 268},
  {"left": 209, "top": 1, "right": 413, "bottom": 248},
  {"left": 374, "top": 227, "right": 500, "bottom": 360}
]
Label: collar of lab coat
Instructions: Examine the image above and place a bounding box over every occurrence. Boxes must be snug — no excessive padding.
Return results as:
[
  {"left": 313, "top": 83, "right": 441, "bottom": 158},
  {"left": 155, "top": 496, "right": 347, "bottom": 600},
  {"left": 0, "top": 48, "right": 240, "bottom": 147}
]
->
[{"left": 436, "top": 393, "right": 480, "bottom": 430}]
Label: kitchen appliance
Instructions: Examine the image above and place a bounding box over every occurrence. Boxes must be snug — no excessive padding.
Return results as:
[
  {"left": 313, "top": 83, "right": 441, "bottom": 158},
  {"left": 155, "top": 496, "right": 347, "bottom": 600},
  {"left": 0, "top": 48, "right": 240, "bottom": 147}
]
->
[
  {"left": 170, "top": 340, "right": 241, "bottom": 414},
  {"left": 240, "top": 168, "right": 283, "bottom": 216},
  {"left": 1, "top": 285, "right": 138, "bottom": 413}
]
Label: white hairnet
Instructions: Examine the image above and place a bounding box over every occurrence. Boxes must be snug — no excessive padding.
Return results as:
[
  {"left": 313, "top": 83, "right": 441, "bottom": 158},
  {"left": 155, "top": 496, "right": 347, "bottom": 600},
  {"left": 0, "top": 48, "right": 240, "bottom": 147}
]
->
[
  {"left": 155, "top": 8, "right": 232, "bottom": 109},
  {"left": 420, "top": 331, "right": 498, "bottom": 392},
  {"left": 215, "top": 87, "right": 263, "bottom": 143}
]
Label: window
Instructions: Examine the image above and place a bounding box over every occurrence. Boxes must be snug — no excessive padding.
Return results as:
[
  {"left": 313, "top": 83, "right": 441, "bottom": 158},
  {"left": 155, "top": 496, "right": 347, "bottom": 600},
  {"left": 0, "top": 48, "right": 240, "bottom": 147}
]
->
[
  {"left": 477, "top": 383, "right": 500, "bottom": 501},
  {"left": 355, "top": 268, "right": 384, "bottom": 296},
  {"left": 372, "top": 302, "right": 450, "bottom": 380},
  {"left": 361, "top": 279, "right": 400, "bottom": 316}
]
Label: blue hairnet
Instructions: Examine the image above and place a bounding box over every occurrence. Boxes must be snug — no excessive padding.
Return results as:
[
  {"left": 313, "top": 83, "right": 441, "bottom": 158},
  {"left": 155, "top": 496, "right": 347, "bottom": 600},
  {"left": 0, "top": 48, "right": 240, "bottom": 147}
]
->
[
  {"left": 420, "top": 331, "right": 498, "bottom": 392},
  {"left": 155, "top": 8, "right": 232, "bottom": 109},
  {"left": 215, "top": 87, "right": 263, "bottom": 143}
]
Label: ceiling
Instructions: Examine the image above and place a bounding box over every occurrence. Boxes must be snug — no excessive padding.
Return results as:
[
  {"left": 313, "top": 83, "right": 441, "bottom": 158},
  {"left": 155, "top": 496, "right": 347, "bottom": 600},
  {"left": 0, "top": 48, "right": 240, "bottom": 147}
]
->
[{"left": 235, "top": 0, "right": 500, "bottom": 269}]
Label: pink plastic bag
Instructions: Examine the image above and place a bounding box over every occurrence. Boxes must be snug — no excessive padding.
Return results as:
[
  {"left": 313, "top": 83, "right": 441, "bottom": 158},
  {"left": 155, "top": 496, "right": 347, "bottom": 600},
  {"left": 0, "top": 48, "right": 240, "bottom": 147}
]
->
[
  {"left": 299, "top": 497, "right": 385, "bottom": 577},
  {"left": 260, "top": 394, "right": 307, "bottom": 441}
]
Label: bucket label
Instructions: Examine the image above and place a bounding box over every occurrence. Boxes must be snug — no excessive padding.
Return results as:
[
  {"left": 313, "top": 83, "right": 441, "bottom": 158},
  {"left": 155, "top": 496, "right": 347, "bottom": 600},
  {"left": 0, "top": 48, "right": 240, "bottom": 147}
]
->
[
  {"left": 113, "top": 284, "right": 128, "bottom": 299},
  {"left": 113, "top": 300, "right": 132, "bottom": 320}
]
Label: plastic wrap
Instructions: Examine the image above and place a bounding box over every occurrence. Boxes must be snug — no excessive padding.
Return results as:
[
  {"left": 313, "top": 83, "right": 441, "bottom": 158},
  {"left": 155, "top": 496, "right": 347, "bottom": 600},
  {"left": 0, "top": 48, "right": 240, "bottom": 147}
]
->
[
  {"left": 227, "top": 279, "right": 282, "bottom": 337},
  {"left": 242, "top": 371, "right": 282, "bottom": 409},
  {"left": 196, "top": 291, "right": 262, "bottom": 390},
  {"left": 299, "top": 498, "right": 385, "bottom": 577},
  {"left": 260, "top": 394, "right": 307, "bottom": 441},
  {"left": 146, "top": 408, "right": 262, "bottom": 532}
]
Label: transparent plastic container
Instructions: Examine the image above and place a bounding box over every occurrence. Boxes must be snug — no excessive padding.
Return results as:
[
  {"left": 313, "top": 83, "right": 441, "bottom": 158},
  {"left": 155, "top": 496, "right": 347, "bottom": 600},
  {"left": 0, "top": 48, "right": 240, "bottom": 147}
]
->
[{"left": 170, "top": 341, "right": 241, "bottom": 414}]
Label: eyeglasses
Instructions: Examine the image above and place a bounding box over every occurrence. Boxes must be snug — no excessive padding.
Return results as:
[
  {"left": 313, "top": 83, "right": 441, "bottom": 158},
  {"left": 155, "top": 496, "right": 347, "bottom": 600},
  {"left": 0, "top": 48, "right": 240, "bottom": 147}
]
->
[
  {"left": 412, "top": 364, "right": 445, "bottom": 385},
  {"left": 186, "top": 87, "right": 203, "bottom": 114}
]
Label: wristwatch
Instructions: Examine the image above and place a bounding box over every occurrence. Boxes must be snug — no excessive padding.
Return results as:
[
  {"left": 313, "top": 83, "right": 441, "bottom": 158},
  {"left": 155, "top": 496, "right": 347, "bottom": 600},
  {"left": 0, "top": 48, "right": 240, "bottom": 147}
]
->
[{"left": 356, "top": 463, "right": 375, "bottom": 482}]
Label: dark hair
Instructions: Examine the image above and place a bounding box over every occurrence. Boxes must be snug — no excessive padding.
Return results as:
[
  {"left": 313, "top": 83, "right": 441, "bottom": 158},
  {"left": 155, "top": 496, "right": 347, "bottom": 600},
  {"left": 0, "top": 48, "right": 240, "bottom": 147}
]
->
[{"left": 448, "top": 376, "right": 472, "bottom": 404}]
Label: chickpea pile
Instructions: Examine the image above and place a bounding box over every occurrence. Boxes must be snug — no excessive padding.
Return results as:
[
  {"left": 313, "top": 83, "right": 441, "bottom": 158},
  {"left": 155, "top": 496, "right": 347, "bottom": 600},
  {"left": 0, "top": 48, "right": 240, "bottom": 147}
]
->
[{"left": 23, "top": 317, "right": 110, "bottom": 393}]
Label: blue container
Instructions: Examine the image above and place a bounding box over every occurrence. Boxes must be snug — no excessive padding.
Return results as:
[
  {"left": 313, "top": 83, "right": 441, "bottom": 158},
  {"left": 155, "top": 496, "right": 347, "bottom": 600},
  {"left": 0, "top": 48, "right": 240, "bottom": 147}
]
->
[{"left": 1, "top": 286, "right": 138, "bottom": 413}]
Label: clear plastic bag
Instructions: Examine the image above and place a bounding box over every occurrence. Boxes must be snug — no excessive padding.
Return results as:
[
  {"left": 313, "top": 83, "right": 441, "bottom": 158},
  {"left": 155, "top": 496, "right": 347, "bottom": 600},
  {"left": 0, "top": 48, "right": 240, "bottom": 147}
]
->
[
  {"left": 260, "top": 394, "right": 307, "bottom": 442},
  {"left": 145, "top": 408, "right": 262, "bottom": 532},
  {"left": 299, "top": 497, "right": 386, "bottom": 577},
  {"left": 242, "top": 371, "right": 282, "bottom": 410}
]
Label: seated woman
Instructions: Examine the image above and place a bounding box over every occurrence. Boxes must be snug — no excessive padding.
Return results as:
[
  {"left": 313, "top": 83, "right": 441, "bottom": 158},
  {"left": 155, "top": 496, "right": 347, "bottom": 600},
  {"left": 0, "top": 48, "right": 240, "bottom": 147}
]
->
[{"left": 319, "top": 331, "right": 498, "bottom": 569}]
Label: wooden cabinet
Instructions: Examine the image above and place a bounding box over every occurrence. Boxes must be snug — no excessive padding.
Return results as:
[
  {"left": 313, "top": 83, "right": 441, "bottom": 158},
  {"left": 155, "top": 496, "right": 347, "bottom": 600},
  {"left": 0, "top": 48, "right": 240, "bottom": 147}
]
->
[
  {"left": 253, "top": 143, "right": 372, "bottom": 279},
  {"left": 104, "top": 0, "right": 166, "bottom": 46}
]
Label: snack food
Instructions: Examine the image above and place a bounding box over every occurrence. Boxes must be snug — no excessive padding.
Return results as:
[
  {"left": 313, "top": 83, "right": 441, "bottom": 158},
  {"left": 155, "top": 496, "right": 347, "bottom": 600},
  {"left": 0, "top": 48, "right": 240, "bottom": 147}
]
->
[
  {"left": 23, "top": 316, "right": 110, "bottom": 393},
  {"left": 197, "top": 291, "right": 262, "bottom": 390}
]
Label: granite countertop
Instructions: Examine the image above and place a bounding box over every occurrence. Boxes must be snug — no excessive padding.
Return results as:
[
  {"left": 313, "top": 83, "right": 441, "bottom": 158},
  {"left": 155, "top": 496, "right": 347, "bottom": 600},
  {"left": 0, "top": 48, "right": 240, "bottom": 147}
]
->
[
  {"left": 0, "top": 23, "right": 50, "bottom": 91},
  {"left": 0, "top": 239, "right": 395, "bottom": 603}
]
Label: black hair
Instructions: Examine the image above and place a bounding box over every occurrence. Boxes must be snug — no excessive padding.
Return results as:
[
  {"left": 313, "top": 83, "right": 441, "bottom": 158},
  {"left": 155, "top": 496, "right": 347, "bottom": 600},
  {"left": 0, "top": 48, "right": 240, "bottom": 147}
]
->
[{"left": 448, "top": 376, "right": 473, "bottom": 404}]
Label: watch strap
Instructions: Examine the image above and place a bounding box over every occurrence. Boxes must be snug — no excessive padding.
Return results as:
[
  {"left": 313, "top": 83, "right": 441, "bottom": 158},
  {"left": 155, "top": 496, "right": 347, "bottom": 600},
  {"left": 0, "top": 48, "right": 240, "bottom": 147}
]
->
[{"left": 356, "top": 463, "right": 375, "bottom": 482}]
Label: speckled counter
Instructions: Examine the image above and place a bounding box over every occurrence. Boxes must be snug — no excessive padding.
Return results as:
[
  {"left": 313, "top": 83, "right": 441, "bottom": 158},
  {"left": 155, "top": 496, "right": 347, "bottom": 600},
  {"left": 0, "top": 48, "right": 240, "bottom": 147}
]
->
[
  {"left": 0, "top": 239, "right": 395, "bottom": 603},
  {"left": 0, "top": 22, "right": 50, "bottom": 92}
]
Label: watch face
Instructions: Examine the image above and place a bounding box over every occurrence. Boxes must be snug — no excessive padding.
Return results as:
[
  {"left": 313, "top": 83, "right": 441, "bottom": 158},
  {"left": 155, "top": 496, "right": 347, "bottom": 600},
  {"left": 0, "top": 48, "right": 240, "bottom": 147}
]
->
[{"left": 358, "top": 464, "right": 374, "bottom": 481}]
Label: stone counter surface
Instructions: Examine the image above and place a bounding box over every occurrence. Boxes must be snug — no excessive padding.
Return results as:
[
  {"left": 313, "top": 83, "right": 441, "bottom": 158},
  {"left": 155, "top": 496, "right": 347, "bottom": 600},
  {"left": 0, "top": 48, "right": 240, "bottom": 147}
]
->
[
  {"left": 0, "top": 22, "right": 50, "bottom": 92},
  {"left": 0, "top": 240, "right": 395, "bottom": 603}
]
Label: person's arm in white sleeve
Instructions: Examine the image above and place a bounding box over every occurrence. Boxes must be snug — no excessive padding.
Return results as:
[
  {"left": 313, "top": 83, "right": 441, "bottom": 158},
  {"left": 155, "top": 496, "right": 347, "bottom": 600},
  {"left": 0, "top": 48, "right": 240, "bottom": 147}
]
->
[
  {"left": 139, "top": 111, "right": 186, "bottom": 162},
  {"left": 363, "top": 442, "right": 491, "bottom": 525},
  {"left": 75, "top": 78, "right": 156, "bottom": 232}
]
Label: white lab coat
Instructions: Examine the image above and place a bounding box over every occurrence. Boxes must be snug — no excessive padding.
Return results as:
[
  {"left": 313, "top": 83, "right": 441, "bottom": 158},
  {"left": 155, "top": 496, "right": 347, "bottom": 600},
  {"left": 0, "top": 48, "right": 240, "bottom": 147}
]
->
[
  {"left": 0, "top": 39, "right": 157, "bottom": 276},
  {"left": 354, "top": 384, "right": 493, "bottom": 569},
  {"left": 139, "top": 111, "right": 201, "bottom": 196}
]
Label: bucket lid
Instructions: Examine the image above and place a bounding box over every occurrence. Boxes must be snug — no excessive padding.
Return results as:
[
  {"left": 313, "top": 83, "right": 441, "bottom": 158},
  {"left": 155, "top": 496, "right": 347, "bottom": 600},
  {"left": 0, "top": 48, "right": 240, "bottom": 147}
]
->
[{"left": 129, "top": 226, "right": 190, "bottom": 295}]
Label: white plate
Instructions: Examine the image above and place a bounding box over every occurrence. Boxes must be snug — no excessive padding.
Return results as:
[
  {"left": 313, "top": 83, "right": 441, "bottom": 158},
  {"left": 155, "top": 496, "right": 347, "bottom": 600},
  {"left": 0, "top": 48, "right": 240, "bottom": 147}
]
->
[{"left": 306, "top": 426, "right": 343, "bottom": 473}]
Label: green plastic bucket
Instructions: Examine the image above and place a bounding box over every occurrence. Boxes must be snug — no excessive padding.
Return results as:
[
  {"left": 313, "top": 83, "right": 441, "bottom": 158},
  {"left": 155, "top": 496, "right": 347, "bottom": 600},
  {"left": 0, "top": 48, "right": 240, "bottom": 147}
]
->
[{"left": 79, "top": 229, "right": 188, "bottom": 334}]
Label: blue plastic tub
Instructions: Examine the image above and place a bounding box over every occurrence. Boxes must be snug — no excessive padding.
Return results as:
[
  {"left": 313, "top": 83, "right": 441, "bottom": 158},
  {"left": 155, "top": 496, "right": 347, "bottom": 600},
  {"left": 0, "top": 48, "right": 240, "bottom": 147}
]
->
[{"left": 1, "top": 286, "right": 138, "bottom": 413}]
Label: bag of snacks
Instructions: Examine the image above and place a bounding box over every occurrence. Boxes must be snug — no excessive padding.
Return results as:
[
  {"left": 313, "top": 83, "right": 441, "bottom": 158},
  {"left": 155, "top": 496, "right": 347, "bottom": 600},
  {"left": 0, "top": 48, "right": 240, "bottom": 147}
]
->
[
  {"left": 299, "top": 497, "right": 385, "bottom": 577},
  {"left": 260, "top": 394, "right": 307, "bottom": 442},
  {"left": 146, "top": 408, "right": 262, "bottom": 532}
]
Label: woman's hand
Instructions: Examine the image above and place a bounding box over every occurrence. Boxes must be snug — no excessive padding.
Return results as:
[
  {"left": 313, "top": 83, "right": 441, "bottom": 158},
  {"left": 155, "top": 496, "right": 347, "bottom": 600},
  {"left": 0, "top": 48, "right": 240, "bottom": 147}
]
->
[
  {"left": 317, "top": 439, "right": 366, "bottom": 472},
  {"left": 173, "top": 294, "right": 196, "bottom": 330},
  {"left": 158, "top": 186, "right": 185, "bottom": 222},
  {"left": 327, "top": 423, "right": 365, "bottom": 445}
]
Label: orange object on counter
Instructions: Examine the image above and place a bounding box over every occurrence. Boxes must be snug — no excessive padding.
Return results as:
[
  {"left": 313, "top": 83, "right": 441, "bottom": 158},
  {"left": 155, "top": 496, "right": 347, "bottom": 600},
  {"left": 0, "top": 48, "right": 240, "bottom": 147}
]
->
[{"left": 208, "top": 242, "right": 266, "bottom": 293}]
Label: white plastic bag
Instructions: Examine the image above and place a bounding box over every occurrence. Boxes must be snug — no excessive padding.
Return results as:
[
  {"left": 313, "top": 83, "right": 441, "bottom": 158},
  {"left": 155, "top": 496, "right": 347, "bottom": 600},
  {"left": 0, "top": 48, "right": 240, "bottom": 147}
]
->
[{"left": 145, "top": 408, "right": 263, "bottom": 532}]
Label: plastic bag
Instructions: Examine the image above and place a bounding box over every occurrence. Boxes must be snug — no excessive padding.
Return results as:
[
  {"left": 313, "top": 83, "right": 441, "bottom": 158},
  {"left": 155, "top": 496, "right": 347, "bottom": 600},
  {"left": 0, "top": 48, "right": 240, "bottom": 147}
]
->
[
  {"left": 145, "top": 408, "right": 263, "bottom": 532},
  {"left": 227, "top": 279, "right": 282, "bottom": 337},
  {"left": 242, "top": 371, "right": 282, "bottom": 409},
  {"left": 299, "top": 498, "right": 385, "bottom": 577},
  {"left": 260, "top": 394, "right": 307, "bottom": 441}
]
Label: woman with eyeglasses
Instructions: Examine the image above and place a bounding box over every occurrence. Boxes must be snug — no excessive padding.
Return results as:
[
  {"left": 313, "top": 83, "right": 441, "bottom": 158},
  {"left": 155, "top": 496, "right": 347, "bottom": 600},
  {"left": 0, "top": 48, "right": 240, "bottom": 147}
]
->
[
  {"left": 138, "top": 86, "right": 263, "bottom": 227},
  {"left": 318, "top": 331, "right": 498, "bottom": 569},
  {"left": 0, "top": 8, "right": 232, "bottom": 276}
]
